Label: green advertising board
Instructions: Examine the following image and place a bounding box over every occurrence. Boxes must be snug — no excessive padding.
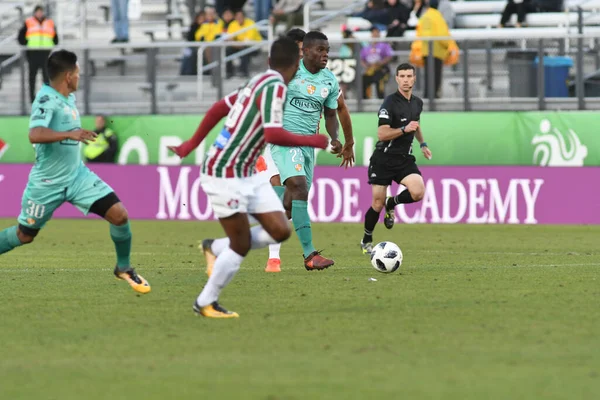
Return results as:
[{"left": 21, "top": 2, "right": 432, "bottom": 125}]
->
[{"left": 0, "top": 111, "right": 597, "bottom": 166}]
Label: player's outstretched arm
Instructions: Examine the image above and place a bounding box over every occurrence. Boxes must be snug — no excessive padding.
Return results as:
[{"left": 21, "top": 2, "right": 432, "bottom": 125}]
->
[
  {"left": 169, "top": 93, "right": 237, "bottom": 158},
  {"left": 336, "top": 94, "right": 355, "bottom": 168},
  {"left": 29, "top": 127, "right": 97, "bottom": 144},
  {"left": 264, "top": 127, "right": 329, "bottom": 149}
]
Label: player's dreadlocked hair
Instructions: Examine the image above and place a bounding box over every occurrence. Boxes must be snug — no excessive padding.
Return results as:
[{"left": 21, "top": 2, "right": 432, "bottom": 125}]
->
[
  {"left": 285, "top": 28, "right": 306, "bottom": 44},
  {"left": 270, "top": 37, "right": 301, "bottom": 69},
  {"left": 47, "top": 50, "right": 78, "bottom": 81},
  {"left": 303, "top": 31, "right": 328, "bottom": 49}
]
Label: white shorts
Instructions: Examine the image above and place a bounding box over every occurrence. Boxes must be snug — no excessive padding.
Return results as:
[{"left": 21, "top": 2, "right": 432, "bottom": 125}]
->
[
  {"left": 201, "top": 173, "right": 285, "bottom": 219},
  {"left": 261, "top": 145, "right": 280, "bottom": 178}
]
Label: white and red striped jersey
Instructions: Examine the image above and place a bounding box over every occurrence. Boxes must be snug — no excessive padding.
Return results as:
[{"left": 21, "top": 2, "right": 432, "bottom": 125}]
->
[{"left": 202, "top": 70, "right": 286, "bottom": 178}]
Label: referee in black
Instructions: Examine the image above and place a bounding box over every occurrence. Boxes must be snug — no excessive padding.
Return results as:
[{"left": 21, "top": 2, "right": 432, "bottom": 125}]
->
[{"left": 361, "top": 63, "right": 432, "bottom": 255}]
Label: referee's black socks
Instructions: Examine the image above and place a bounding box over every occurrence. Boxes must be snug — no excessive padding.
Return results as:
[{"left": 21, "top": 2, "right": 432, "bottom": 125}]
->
[
  {"left": 363, "top": 207, "right": 380, "bottom": 243},
  {"left": 386, "top": 190, "right": 416, "bottom": 209}
]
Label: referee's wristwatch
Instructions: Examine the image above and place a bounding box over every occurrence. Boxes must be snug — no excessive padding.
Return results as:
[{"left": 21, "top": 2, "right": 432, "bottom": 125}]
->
[
  {"left": 420, "top": 142, "right": 428, "bottom": 148},
  {"left": 401, "top": 126, "right": 406, "bottom": 134}
]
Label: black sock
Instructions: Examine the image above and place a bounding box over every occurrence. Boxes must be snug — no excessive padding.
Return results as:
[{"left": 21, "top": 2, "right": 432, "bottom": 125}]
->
[
  {"left": 387, "top": 190, "right": 415, "bottom": 209},
  {"left": 363, "top": 207, "right": 380, "bottom": 243}
]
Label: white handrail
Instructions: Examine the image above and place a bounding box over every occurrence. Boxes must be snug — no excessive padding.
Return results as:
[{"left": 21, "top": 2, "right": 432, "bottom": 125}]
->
[
  {"left": 303, "top": 0, "right": 324, "bottom": 32},
  {"left": 195, "top": 19, "right": 270, "bottom": 102},
  {"left": 308, "top": 0, "right": 368, "bottom": 30}
]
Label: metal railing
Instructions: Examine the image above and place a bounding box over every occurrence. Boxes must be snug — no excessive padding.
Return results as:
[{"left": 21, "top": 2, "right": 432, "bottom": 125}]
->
[
  {"left": 1, "top": 30, "right": 600, "bottom": 115},
  {"left": 307, "top": 0, "right": 367, "bottom": 30},
  {"left": 196, "top": 19, "right": 272, "bottom": 102}
]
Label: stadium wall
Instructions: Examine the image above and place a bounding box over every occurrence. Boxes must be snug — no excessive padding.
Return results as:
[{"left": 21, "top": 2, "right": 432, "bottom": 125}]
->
[
  {"left": 1, "top": 112, "right": 598, "bottom": 224},
  {"left": 0, "top": 112, "right": 598, "bottom": 167}
]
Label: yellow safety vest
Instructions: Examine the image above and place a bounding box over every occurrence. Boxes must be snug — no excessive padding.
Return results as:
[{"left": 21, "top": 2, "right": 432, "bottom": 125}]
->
[
  {"left": 84, "top": 129, "right": 114, "bottom": 160},
  {"left": 25, "top": 17, "right": 56, "bottom": 48}
]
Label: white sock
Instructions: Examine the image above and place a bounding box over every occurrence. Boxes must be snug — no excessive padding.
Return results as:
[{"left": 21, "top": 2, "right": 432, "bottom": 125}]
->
[
  {"left": 250, "top": 224, "right": 278, "bottom": 249},
  {"left": 210, "top": 238, "right": 229, "bottom": 256},
  {"left": 269, "top": 243, "right": 281, "bottom": 259},
  {"left": 196, "top": 247, "right": 244, "bottom": 307},
  {"left": 267, "top": 218, "right": 289, "bottom": 259}
]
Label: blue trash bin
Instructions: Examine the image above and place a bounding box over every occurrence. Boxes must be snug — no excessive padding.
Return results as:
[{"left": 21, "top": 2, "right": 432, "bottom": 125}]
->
[{"left": 534, "top": 56, "right": 574, "bottom": 97}]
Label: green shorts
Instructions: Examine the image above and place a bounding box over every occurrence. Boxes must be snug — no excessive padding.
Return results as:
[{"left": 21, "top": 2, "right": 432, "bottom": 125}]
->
[
  {"left": 18, "top": 165, "right": 114, "bottom": 230},
  {"left": 269, "top": 144, "right": 315, "bottom": 190}
]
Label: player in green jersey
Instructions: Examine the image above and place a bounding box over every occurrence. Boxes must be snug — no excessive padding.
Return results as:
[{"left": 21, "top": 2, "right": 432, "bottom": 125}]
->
[
  {"left": 268, "top": 31, "right": 353, "bottom": 270},
  {"left": 0, "top": 49, "right": 150, "bottom": 294}
]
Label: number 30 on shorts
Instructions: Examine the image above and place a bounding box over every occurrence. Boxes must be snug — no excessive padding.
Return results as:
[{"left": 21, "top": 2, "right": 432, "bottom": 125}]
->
[{"left": 26, "top": 200, "right": 46, "bottom": 218}]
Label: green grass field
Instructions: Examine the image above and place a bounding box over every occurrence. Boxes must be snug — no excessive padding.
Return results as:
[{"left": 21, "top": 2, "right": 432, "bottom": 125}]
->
[{"left": 1, "top": 218, "right": 599, "bottom": 400}]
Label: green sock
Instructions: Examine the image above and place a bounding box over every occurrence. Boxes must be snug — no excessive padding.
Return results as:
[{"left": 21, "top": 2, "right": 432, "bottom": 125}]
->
[
  {"left": 273, "top": 185, "right": 285, "bottom": 202},
  {"left": 110, "top": 222, "right": 132, "bottom": 271},
  {"left": 291, "top": 200, "right": 315, "bottom": 258},
  {"left": 0, "top": 226, "right": 23, "bottom": 255}
]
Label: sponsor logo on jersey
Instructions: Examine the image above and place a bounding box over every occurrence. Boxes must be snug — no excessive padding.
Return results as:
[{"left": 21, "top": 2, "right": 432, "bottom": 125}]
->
[{"left": 289, "top": 97, "right": 321, "bottom": 113}]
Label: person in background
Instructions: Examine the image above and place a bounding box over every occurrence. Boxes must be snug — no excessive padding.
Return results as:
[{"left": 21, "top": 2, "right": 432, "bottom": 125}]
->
[
  {"left": 437, "top": 0, "right": 455, "bottom": 28},
  {"left": 215, "top": 0, "right": 247, "bottom": 15},
  {"left": 110, "top": 0, "right": 130, "bottom": 43},
  {"left": 195, "top": 7, "right": 225, "bottom": 68},
  {"left": 255, "top": 0, "right": 272, "bottom": 23},
  {"left": 180, "top": 10, "right": 206, "bottom": 75},
  {"left": 386, "top": 0, "right": 411, "bottom": 38},
  {"left": 226, "top": 10, "right": 262, "bottom": 78},
  {"left": 361, "top": 26, "right": 393, "bottom": 99},
  {"left": 498, "top": 0, "right": 530, "bottom": 28},
  {"left": 409, "top": 0, "right": 458, "bottom": 98},
  {"left": 221, "top": 8, "right": 234, "bottom": 31},
  {"left": 270, "top": 0, "right": 304, "bottom": 32},
  {"left": 353, "top": 0, "right": 390, "bottom": 31},
  {"left": 18, "top": 5, "right": 58, "bottom": 104},
  {"left": 84, "top": 115, "right": 118, "bottom": 163}
]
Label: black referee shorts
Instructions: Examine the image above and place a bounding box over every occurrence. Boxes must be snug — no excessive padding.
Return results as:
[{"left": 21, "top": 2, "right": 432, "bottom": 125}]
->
[{"left": 367, "top": 151, "right": 421, "bottom": 186}]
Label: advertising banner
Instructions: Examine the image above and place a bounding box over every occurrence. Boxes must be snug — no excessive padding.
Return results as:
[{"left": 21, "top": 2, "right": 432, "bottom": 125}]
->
[
  {"left": 1, "top": 164, "right": 598, "bottom": 224},
  {"left": 1, "top": 111, "right": 599, "bottom": 166}
]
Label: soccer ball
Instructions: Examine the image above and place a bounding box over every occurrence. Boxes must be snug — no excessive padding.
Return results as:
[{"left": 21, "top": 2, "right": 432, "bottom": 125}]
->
[{"left": 370, "top": 241, "right": 403, "bottom": 273}]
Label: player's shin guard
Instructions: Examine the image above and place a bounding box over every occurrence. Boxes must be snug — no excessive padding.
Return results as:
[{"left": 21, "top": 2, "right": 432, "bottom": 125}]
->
[
  {"left": 363, "top": 207, "right": 380, "bottom": 243},
  {"left": 110, "top": 222, "right": 132, "bottom": 271},
  {"left": 291, "top": 200, "right": 316, "bottom": 258},
  {"left": 0, "top": 226, "right": 23, "bottom": 255},
  {"left": 196, "top": 247, "right": 243, "bottom": 307}
]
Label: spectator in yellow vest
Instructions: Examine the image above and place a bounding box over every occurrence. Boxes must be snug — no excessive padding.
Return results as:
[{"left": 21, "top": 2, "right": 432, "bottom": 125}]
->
[
  {"left": 409, "top": 0, "right": 459, "bottom": 98},
  {"left": 84, "top": 115, "right": 118, "bottom": 163},
  {"left": 226, "top": 10, "right": 262, "bottom": 78},
  {"left": 195, "top": 7, "right": 225, "bottom": 68},
  {"left": 18, "top": 5, "right": 58, "bottom": 103}
]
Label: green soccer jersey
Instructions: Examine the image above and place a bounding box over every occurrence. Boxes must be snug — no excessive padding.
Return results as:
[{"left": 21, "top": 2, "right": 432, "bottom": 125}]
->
[
  {"left": 28, "top": 84, "right": 82, "bottom": 187},
  {"left": 283, "top": 60, "right": 340, "bottom": 135}
]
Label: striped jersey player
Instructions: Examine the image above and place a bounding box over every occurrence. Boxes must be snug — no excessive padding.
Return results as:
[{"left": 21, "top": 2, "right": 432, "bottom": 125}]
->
[{"left": 171, "top": 37, "right": 329, "bottom": 318}]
